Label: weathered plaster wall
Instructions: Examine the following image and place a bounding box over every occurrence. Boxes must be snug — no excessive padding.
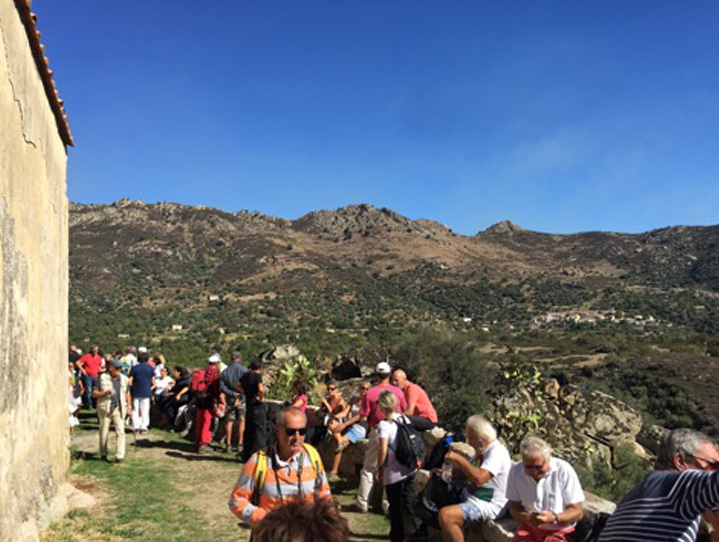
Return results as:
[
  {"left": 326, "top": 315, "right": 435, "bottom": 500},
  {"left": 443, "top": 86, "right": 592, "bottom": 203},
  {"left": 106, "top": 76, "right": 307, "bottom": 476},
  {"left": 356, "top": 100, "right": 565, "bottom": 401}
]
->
[{"left": 0, "top": 0, "right": 69, "bottom": 539}]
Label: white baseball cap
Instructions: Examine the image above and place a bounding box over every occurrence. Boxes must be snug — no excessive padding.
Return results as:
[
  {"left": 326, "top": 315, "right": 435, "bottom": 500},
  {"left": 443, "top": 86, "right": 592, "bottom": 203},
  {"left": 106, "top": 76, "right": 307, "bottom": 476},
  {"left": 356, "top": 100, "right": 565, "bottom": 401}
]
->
[
  {"left": 138, "top": 346, "right": 148, "bottom": 353},
  {"left": 208, "top": 353, "right": 222, "bottom": 363},
  {"left": 375, "top": 362, "right": 391, "bottom": 375}
]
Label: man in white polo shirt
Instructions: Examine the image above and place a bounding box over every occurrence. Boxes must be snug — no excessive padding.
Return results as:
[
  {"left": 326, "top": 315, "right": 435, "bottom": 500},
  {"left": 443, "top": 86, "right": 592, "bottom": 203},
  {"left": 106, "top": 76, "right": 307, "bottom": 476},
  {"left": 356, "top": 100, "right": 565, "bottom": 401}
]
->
[
  {"left": 437, "top": 415, "right": 512, "bottom": 542},
  {"left": 506, "top": 436, "right": 584, "bottom": 542}
]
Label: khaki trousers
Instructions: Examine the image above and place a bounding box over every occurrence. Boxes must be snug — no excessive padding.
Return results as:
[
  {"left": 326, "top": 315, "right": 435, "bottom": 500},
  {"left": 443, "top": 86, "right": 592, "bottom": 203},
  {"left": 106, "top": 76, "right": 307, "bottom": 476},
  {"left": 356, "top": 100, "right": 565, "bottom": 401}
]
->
[{"left": 98, "top": 407, "right": 126, "bottom": 460}]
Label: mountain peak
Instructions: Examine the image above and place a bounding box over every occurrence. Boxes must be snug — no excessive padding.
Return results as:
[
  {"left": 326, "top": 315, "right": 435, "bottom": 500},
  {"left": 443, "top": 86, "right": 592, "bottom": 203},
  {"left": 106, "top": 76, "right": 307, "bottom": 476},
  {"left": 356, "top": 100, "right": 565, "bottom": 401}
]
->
[{"left": 481, "top": 220, "right": 525, "bottom": 235}]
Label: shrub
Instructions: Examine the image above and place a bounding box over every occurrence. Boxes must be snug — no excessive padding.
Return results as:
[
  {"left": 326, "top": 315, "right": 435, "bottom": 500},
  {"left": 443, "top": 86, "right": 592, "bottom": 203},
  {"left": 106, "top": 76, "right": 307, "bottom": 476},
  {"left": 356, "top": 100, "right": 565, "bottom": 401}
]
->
[{"left": 391, "top": 327, "right": 492, "bottom": 430}]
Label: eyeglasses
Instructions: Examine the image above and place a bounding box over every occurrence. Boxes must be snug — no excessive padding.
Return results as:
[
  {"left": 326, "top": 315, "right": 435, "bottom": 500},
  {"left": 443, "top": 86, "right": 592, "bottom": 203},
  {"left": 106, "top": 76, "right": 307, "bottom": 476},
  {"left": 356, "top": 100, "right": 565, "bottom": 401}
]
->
[
  {"left": 328, "top": 387, "right": 336, "bottom": 391},
  {"left": 283, "top": 427, "right": 307, "bottom": 437},
  {"left": 688, "top": 454, "right": 719, "bottom": 471},
  {"left": 523, "top": 461, "right": 547, "bottom": 472},
  {"left": 360, "top": 386, "right": 369, "bottom": 391}
]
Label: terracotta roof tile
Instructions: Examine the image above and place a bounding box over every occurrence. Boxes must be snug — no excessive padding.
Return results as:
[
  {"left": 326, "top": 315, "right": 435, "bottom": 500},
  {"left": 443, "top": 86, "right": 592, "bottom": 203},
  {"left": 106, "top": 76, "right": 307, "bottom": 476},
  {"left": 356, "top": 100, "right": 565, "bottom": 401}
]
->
[{"left": 13, "top": 0, "right": 73, "bottom": 147}]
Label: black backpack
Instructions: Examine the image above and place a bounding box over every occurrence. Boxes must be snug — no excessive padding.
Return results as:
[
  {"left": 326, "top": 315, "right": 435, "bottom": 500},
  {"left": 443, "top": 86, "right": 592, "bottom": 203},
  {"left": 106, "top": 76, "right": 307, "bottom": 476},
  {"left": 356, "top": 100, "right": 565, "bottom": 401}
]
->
[
  {"left": 391, "top": 416, "right": 426, "bottom": 469},
  {"left": 415, "top": 473, "right": 465, "bottom": 528}
]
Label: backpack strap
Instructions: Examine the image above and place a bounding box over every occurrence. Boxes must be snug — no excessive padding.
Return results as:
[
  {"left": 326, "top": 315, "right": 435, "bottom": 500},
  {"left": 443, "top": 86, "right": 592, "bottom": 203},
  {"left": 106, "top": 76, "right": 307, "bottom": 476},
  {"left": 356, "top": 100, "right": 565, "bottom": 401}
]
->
[
  {"left": 250, "top": 450, "right": 268, "bottom": 505},
  {"left": 303, "top": 443, "right": 324, "bottom": 495}
]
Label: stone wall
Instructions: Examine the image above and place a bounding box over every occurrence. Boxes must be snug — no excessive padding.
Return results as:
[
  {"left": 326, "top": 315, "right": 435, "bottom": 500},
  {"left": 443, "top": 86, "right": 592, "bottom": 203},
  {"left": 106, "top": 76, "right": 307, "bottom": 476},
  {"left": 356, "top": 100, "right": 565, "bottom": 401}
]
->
[{"left": 0, "top": 1, "right": 69, "bottom": 539}]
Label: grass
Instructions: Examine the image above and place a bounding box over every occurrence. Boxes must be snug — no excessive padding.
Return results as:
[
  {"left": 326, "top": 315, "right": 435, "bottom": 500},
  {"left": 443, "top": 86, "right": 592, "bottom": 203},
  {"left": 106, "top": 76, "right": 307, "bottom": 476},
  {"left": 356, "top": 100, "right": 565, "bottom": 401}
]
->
[{"left": 44, "top": 411, "right": 390, "bottom": 541}]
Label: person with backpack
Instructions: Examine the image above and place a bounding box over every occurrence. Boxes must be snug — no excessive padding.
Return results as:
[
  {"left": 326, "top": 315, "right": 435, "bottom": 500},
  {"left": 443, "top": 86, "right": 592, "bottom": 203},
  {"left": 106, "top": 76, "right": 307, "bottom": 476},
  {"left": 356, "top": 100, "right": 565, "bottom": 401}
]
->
[
  {"left": 192, "top": 353, "right": 222, "bottom": 453},
  {"left": 228, "top": 406, "right": 333, "bottom": 528},
  {"left": 376, "top": 390, "right": 422, "bottom": 542},
  {"left": 356, "top": 361, "right": 408, "bottom": 514},
  {"left": 436, "top": 415, "right": 511, "bottom": 542}
]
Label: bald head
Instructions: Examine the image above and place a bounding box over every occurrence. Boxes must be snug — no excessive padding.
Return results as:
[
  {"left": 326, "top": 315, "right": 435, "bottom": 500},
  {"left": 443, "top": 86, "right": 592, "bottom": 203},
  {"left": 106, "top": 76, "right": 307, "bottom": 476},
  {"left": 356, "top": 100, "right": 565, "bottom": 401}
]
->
[{"left": 391, "top": 369, "right": 408, "bottom": 390}]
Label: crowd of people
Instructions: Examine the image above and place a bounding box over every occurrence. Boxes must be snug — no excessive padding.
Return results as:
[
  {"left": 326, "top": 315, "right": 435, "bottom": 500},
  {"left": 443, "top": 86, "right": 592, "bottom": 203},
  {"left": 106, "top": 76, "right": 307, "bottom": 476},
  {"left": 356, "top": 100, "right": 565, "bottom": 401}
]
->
[{"left": 68, "top": 345, "right": 719, "bottom": 542}]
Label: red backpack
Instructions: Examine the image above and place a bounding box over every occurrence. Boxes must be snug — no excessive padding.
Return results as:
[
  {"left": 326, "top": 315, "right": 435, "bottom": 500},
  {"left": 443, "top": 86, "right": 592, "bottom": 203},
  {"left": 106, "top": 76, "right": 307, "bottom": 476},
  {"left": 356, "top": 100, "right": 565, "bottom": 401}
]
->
[{"left": 190, "top": 366, "right": 220, "bottom": 400}]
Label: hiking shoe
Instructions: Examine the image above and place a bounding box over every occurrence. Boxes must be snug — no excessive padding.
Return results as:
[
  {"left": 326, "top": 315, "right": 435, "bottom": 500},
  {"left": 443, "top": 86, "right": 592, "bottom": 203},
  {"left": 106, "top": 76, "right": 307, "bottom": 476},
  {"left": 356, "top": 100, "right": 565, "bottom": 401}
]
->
[
  {"left": 219, "top": 442, "right": 229, "bottom": 453},
  {"left": 235, "top": 444, "right": 244, "bottom": 455},
  {"left": 115, "top": 457, "right": 125, "bottom": 464},
  {"left": 197, "top": 445, "right": 210, "bottom": 454}
]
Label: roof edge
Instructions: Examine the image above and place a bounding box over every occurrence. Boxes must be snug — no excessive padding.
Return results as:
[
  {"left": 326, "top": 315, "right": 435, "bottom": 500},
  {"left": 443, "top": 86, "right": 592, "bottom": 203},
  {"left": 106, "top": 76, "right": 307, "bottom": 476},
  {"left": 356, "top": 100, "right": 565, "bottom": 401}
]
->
[{"left": 13, "top": 0, "right": 74, "bottom": 147}]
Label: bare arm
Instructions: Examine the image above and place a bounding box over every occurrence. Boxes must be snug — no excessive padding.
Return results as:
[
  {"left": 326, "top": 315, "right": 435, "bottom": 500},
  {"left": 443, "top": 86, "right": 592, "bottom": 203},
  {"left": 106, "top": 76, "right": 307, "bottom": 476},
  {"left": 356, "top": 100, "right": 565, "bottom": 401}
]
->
[
  {"left": 377, "top": 437, "right": 389, "bottom": 468},
  {"left": 444, "top": 450, "right": 493, "bottom": 486},
  {"left": 257, "top": 382, "right": 265, "bottom": 403},
  {"left": 334, "top": 398, "right": 350, "bottom": 419},
  {"left": 404, "top": 400, "right": 418, "bottom": 416}
]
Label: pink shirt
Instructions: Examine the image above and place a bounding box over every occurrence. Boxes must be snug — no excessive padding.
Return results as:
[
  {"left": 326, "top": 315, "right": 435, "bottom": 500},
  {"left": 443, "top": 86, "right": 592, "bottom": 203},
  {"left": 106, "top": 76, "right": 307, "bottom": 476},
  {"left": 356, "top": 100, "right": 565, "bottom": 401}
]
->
[
  {"left": 360, "top": 383, "right": 407, "bottom": 428},
  {"left": 405, "top": 381, "right": 438, "bottom": 423},
  {"left": 293, "top": 394, "right": 308, "bottom": 412}
]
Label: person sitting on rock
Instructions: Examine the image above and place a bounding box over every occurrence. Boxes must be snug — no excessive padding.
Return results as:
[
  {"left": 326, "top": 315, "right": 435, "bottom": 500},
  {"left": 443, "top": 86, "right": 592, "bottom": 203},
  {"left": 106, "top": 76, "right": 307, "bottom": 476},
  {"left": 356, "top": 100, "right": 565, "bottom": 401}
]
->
[
  {"left": 437, "top": 415, "right": 512, "bottom": 542},
  {"left": 506, "top": 436, "right": 584, "bottom": 542},
  {"left": 599, "top": 428, "right": 719, "bottom": 542},
  {"left": 391, "top": 369, "right": 438, "bottom": 431},
  {"left": 328, "top": 381, "right": 370, "bottom": 481}
]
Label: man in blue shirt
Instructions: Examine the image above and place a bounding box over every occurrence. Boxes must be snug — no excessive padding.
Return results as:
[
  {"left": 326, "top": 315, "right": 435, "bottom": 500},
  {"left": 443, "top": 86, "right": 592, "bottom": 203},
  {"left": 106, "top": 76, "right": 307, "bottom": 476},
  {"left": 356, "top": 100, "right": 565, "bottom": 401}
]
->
[
  {"left": 219, "top": 350, "right": 248, "bottom": 455},
  {"left": 128, "top": 352, "right": 155, "bottom": 433}
]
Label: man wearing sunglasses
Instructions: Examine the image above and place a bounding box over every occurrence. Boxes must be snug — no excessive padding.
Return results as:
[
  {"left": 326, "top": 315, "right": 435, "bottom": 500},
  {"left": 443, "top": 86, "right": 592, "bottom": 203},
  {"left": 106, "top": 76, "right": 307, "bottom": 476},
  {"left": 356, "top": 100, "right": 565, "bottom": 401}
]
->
[
  {"left": 228, "top": 406, "right": 333, "bottom": 529},
  {"left": 506, "top": 436, "right": 584, "bottom": 542},
  {"left": 599, "top": 428, "right": 719, "bottom": 541}
]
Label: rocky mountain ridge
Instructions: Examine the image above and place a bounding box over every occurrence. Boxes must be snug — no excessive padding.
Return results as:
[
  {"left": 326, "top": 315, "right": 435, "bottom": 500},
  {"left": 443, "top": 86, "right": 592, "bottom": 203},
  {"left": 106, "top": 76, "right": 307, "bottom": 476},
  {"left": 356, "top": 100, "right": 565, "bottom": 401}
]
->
[{"left": 70, "top": 199, "right": 719, "bottom": 291}]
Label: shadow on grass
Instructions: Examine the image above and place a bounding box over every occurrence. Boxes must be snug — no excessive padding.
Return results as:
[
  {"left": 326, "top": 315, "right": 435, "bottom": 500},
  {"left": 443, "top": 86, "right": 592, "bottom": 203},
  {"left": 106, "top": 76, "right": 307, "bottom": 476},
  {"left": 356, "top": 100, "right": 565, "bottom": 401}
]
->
[{"left": 164, "top": 450, "right": 242, "bottom": 463}]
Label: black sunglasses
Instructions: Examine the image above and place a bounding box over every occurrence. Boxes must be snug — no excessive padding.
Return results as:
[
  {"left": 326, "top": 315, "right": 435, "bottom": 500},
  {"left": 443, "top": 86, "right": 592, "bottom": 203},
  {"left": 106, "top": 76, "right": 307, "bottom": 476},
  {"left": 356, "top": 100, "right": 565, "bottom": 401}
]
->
[
  {"left": 283, "top": 427, "right": 308, "bottom": 437},
  {"left": 328, "top": 386, "right": 337, "bottom": 391}
]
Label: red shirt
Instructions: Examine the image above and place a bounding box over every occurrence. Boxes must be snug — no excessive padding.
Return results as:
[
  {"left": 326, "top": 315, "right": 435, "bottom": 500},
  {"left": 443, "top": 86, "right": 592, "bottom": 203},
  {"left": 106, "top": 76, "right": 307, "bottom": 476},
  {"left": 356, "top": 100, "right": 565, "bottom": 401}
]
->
[
  {"left": 360, "top": 383, "right": 407, "bottom": 428},
  {"left": 404, "top": 381, "right": 438, "bottom": 423},
  {"left": 78, "top": 353, "right": 102, "bottom": 378}
]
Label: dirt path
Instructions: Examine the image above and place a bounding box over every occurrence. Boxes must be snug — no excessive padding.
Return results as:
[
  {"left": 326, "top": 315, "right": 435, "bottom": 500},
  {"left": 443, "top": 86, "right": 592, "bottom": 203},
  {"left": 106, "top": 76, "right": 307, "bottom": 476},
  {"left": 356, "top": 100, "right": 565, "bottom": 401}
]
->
[{"left": 46, "top": 416, "right": 390, "bottom": 541}]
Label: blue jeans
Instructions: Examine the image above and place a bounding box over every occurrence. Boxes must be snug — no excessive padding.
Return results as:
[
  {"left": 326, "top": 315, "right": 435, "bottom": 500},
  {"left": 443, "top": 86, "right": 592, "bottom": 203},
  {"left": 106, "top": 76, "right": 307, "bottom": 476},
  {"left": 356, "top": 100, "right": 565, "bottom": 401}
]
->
[{"left": 83, "top": 374, "right": 98, "bottom": 408}]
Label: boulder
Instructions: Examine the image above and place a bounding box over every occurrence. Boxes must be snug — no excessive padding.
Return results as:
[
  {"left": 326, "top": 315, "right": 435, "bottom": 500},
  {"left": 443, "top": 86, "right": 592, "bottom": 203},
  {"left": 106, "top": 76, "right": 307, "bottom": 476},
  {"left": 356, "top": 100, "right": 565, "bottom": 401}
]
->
[
  {"left": 637, "top": 424, "right": 667, "bottom": 455},
  {"left": 564, "top": 389, "right": 642, "bottom": 445},
  {"left": 261, "top": 344, "right": 300, "bottom": 362}
]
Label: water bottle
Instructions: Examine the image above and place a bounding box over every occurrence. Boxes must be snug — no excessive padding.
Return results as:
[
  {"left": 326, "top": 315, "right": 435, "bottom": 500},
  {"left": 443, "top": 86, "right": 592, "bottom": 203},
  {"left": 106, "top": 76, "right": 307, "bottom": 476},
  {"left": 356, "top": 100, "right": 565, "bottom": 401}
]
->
[{"left": 441, "top": 460, "right": 453, "bottom": 481}]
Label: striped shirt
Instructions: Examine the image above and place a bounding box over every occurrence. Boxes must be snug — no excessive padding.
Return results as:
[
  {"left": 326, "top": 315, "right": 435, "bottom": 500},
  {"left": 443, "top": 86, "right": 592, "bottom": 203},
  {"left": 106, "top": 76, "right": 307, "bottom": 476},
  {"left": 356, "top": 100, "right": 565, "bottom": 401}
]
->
[
  {"left": 599, "top": 470, "right": 719, "bottom": 542},
  {"left": 228, "top": 448, "right": 332, "bottom": 527}
]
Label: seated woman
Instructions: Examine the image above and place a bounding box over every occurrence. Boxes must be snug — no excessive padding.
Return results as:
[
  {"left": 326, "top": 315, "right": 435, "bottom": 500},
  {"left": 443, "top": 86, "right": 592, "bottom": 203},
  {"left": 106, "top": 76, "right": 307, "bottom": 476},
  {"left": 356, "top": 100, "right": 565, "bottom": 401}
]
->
[
  {"left": 321, "top": 381, "right": 347, "bottom": 426},
  {"left": 163, "top": 365, "right": 191, "bottom": 429},
  {"left": 327, "top": 381, "right": 370, "bottom": 480},
  {"left": 507, "top": 436, "right": 584, "bottom": 542},
  {"left": 290, "top": 380, "right": 308, "bottom": 412}
]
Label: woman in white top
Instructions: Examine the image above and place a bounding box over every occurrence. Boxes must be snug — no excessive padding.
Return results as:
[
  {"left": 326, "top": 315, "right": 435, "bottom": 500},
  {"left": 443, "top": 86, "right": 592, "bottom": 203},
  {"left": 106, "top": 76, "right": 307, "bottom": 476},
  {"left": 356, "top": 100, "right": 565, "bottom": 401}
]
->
[
  {"left": 152, "top": 366, "right": 174, "bottom": 401},
  {"left": 376, "top": 390, "right": 421, "bottom": 542}
]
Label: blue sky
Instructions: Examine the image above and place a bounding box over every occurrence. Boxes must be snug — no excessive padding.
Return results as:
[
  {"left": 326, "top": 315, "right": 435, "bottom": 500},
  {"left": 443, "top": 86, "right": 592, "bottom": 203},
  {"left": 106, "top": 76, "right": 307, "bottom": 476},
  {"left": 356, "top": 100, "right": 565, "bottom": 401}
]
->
[{"left": 34, "top": 1, "right": 719, "bottom": 234}]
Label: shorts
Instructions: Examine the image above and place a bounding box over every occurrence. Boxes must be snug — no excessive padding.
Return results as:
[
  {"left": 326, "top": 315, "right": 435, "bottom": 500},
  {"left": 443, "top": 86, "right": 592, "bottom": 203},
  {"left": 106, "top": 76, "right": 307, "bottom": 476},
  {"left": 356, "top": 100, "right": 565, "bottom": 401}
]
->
[
  {"left": 459, "top": 495, "right": 502, "bottom": 524},
  {"left": 344, "top": 423, "right": 367, "bottom": 443},
  {"left": 226, "top": 402, "right": 246, "bottom": 422}
]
